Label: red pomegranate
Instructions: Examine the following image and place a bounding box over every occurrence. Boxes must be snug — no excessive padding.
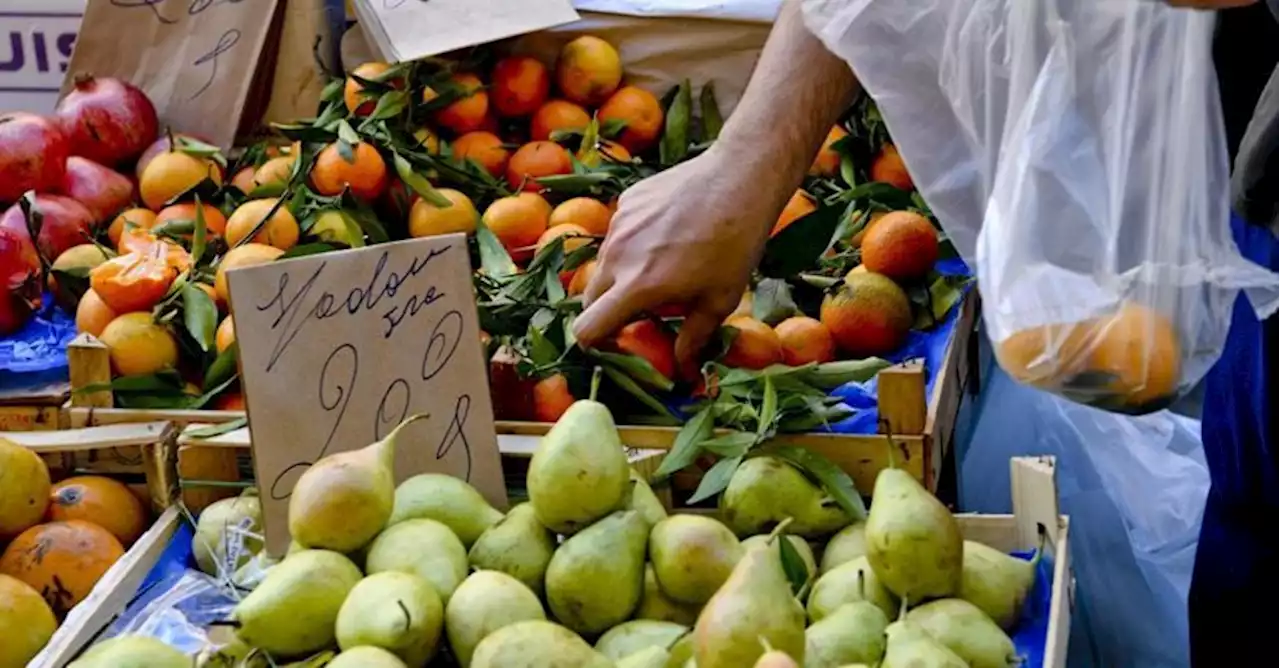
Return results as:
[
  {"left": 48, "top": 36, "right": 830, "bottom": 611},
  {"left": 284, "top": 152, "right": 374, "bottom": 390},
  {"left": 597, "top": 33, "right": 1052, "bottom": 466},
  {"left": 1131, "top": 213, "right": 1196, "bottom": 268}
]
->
[
  {"left": 55, "top": 75, "right": 158, "bottom": 167},
  {"left": 135, "top": 133, "right": 213, "bottom": 180},
  {"left": 0, "top": 227, "right": 41, "bottom": 335},
  {"left": 60, "top": 157, "right": 134, "bottom": 224},
  {"left": 0, "top": 113, "right": 69, "bottom": 204},
  {"left": 0, "top": 194, "right": 95, "bottom": 262}
]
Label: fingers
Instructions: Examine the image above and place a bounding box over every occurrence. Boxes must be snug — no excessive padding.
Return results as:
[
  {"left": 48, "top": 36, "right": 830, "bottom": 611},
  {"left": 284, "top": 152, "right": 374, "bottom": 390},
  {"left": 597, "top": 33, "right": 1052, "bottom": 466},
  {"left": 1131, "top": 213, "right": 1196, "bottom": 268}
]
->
[
  {"left": 574, "top": 283, "right": 644, "bottom": 348},
  {"left": 675, "top": 292, "right": 739, "bottom": 372}
]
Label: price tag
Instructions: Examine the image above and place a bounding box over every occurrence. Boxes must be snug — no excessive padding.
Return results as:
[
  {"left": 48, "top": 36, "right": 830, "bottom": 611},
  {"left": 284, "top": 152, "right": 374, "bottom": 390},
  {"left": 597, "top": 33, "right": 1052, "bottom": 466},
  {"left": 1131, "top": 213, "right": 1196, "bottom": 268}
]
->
[
  {"left": 350, "top": 0, "right": 579, "bottom": 63},
  {"left": 226, "top": 236, "right": 506, "bottom": 555}
]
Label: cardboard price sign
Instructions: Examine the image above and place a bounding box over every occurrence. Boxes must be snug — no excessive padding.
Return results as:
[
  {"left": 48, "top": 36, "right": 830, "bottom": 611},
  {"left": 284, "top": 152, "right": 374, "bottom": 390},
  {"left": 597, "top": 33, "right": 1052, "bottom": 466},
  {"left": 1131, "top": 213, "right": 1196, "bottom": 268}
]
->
[
  {"left": 64, "top": 0, "right": 285, "bottom": 150},
  {"left": 350, "top": 0, "right": 579, "bottom": 64},
  {"left": 226, "top": 235, "right": 506, "bottom": 555}
]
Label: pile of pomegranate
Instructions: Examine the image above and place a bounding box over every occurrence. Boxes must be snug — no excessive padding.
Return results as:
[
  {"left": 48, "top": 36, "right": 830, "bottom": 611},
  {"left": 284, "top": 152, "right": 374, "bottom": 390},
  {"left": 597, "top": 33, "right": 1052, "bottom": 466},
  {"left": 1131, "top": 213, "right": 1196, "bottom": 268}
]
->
[{"left": 0, "top": 75, "right": 159, "bottom": 336}]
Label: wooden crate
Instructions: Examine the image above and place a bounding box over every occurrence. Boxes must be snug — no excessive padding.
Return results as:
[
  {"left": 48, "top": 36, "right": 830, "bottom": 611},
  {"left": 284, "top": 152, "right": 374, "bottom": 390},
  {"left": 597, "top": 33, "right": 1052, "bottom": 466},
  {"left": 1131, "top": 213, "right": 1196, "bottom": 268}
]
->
[{"left": 0, "top": 381, "right": 68, "bottom": 432}]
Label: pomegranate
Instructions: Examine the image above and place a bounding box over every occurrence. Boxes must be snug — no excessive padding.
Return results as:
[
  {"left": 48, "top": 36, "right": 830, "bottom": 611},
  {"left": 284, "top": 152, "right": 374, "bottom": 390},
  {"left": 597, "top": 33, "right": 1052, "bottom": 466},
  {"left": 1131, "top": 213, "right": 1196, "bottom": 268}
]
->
[
  {"left": 0, "top": 227, "right": 41, "bottom": 335},
  {"left": 0, "top": 194, "right": 95, "bottom": 262},
  {"left": 0, "top": 113, "right": 69, "bottom": 204},
  {"left": 135, "top": 133, "right": 213, "bottom": 180},
  {"left": 55, "top": 75, "right": 158, "bottom": 167},
  {"left": 60, "top": 157, "right": 134, "bottom": 224}
]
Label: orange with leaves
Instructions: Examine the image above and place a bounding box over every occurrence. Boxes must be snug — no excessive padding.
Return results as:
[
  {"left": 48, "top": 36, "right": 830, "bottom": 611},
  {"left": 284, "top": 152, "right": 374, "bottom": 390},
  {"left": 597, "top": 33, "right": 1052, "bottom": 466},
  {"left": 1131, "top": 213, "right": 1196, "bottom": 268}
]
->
[
  {"left": 491, "top": 56, "right": 550, "bottom": 117},
  {"left": 47, "top": 476, "right": 148, "bottom": 547},
  {"left": 550, "top": 197, "right": 612, "bottom": 236},
  {"left": 771, "top": 190, "right": 817, "bottom": 236},
  {"left": 810, "top": 126, "right": 848, "bottom": 176},
  {"left": 251, "top": 155, "right": 297, "bottom": 191},
  {"left": 310, "top": 142, "right": 389, "bottom": 200},
  {"left": 0, "top": 520, "right": 125, "bottom": 617},
  {"left": 89, "top": 247, "right": 178, "bottom": 314},
  {"left": 155, "top": 202, "right": 227, "bottom": 237},
  {"left": 139, "top": 151, "right": 222, "bottom": 211},
  {"left": 409, "top": 188, "right": 478, "bottom": 238},
  {"left": 435, "top": 73, "right": 489, "bottom": 135},
  {"left": 225, "top": 198, "right": 300, "bottom": 251},
  {"left": 536, "top": 223, "right": 591, "bottom": 256},
  {"left": 597, "top": 86, "right": 665, "bottom": 154},
  {"left": 774, "top": 316, "right": 836, "bottom": 365},
  {"left": 482, "top": 193, "right": 550, "bottom": 261},
  {"left": 555, "top": 36, "right": 622, "bottom": 106},
  {"left": 107, "top": 208, "right": 157, "bottom": 247},
  {"left": 530, "top": 100, "right": 590, "bottom": 141},
  {"left": 98, "top": 312, "right": 179, "bottom": 376},
  {"left": 215, "top": 243, "right": 284, "bottom": 308},
  {"left": 870, "top": 144, "right": 913, "bottom": 190},
  {"left": 344, "top": 62, "right": 400, "bottom": 116},
  {"left": 613, "top": 319, "right": 677, "bottom": 381},
  {"left": 506, "top": 141, "right": 572, "bottom": 192},
  {"left": 452, "top": 131, "right": 510, "bottom": 178},
  {"left": 722, "top": 316, "right": 784, "bottom": 369}
]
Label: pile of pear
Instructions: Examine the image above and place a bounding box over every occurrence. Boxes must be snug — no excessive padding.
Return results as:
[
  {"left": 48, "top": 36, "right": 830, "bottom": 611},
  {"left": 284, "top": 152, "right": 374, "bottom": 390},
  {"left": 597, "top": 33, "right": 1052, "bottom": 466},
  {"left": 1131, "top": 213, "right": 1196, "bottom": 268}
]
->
[{"left": 77, "top": 393, "right": 1040, "bottom": 668}]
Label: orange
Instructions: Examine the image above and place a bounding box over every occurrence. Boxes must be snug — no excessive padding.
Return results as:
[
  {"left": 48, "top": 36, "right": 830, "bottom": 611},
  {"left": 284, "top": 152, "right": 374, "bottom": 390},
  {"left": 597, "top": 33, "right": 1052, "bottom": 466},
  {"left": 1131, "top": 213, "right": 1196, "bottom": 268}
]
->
[
  {"left": 344, "top": 62, "right": 400, "bottom": 116},
  {"left": 252, "top": 155, "right": 297, "bottom": 191},
  {"left": 550, "top": 197, "right": 612, "bottom": 236},
  {"left": 870, "top": 144, "right": 913, "bottom": 190},
  {"left": 820, "top": 272, "right": 912, "bottom": 357},
  {"left": 590, "top": 139, "right": 632, "bottom": 164},
  {"left": 75, "top": 289, "right": 118, "bottom": 338},
  {"left": 310, "top": 141, "right": 389, "bottom": 200},
  {"left": 434, "top": 73, "right": 489, "bottom": 135},
  {"left": 214, "top": 391, "right": 246, "bottom": 411},
  {"left": 139, "top": 151, "right": 222, "bottom": 211},
  {"left": 225, "top": 198, "right": 300, "bottom": 250},
  {"left": 115, "top": 230, "right": 192, "bottom": 272},
  {"left": 810, "top": 126, "right": 848, "bottom": 176},
  {"left": 409, "top": 188, "right": 478, "bottom": 238},
  {"left": 215, "top": 243, "right": 284, "bottom": 308},
  {"left": 555, "top": 35, "right": 622, "bottom": 106},
  {"left": 451, "top": 131, "right": 509, "bottom": 178},
  {"left": 99, "top": 312, "right": 179, "bottom": 376},
  {"left": 613, "top": 319, "right": 677, "bottom": 381},
  {"left": 597, "top": 86, "right": 665, "bottom": 154},
  {"left": 0, "top": 520, "right": 125, "bottom": 617},
  {"left": 860, "top": 211, "right": 938, "bottom": 281},
  {"left": 995, "top": 321, "right": 1093, "bottom": 389},
  {"left": 413, "top": 127, "right": 440, "bottom": 154},
  {"left": 506, "top": 141, "right": 572, "bottom": 192},
  {"left": 230, "top": 166, "right": 256, "bottom": 194},
  {"left": 48, "top": 476, "right": 149, "bottom": 547},
  {"left": 0, "top": 573, "right": 57, "bottom": 667},
  {"left": 155, "top": 202, "right": 228, "bottom": 237},
  {"left": 482, "top": 193, "right": 550, "bottom": 261},
  {"left": 722, "top": 316, "right": 784, "bottom": 370},
  {"left": 490, "top": 56, "right": 550, "bottom": 117},
  {"left": 1082, "top": 302, "right": 1181, "bottom": 407},
  {"left": 50, "top": 244, "right": 111, "bottom": 294},
  {"left": 216, "top": 314, "right": 236, "bottom": 353},
  {"left": 774, "top": 316, "right": 836, "bottom": 365},
  {"left": 567, "top": 258, "right": 596, "bottom": 296},
  {"left": 536, "top": 223, "right": 591, "bottom": 256},
  {"left": 89, "top": 247, "right": 178, "bottom": 314},
  {"left": 771, "top": 190, "right": 817, "bottom": 236},
  {"left": 530, "top": 99, "right": 591, "bottom": 141},
  {"left": 0, "top": 438, "right": 51, "bottom": 540},
  {"left": 851, "top": 210, "right": 888, "bottom": 248},
  {"left": 107, "top": 208, "right": 157, "bottom": 247},
  {"left": 532, "top": 374, "right": 575, "bottom": 422}
]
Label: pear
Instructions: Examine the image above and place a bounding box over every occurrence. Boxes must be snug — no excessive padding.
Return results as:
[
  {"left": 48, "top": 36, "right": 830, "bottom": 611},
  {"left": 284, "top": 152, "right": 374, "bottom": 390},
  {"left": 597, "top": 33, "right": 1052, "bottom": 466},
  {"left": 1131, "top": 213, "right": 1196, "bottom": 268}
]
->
[
  {"left": 289, "top": 415, "right": 428, "bottom": 553},
  {"left": 545, "top": 510, "right": 648, "bottom": 635},
  {"left": 193, "top": 491, "right": 262, "bottom": 577},
  {"left": 229, "top": 550, "right": 279, "bottom": 590},
  {"left": 335, "top": 571, "right": 443, "bottom": 666},
  {"left": 526, "top": 373, "right": 631, "bottom": 534},
  {"left": 807, "top": 556, "right": 897, "bottom": 622},
  {"left": 880, "top": 617, "right": 967, "bottom": 668},
  {"left": 467, "top": 502, "right": 556, "bottom": 596},
  {"left": 650, "top": 515, "right": 743, "bottom": 605},
  {"left": 693, "top": 530, "right": 806, "bottom": 667},
  {"left": 231, "top": 550, "right": 362, "bottom": 657},
  {"left": 636, "top": 563, "right": 702, "bottom": 625},
  {"left": 719, "top": 456, "right": 852, "bottom": 538},
  {"left": 959, "top": 539, "right": 1040, "bottom": 630},
  {"left": 595, "top": 620, "right": 689, "bottom": 660},
  {"left": 365, "top": 518, "right": 468, "bottom": 604},
  {"left": 628, "top": 471, "right": 669, "bottom": 527},
  {"left": 667, "top": 634, "right": 695, "bottom": 667},
  {"left": 445, "top": 570, "right": 547, "bottom": 667},
  {"left": 818, "top": 521, "right": 866, "bottom": 575},
  {"left": 804, "top": 602, "right": 889, "bottom": 668},
  {"left": 327, "top": 647, "right": 407, "bottom": 668},
  {"left": 864, "top": 463, "right": 962, "bottom": 601},
  {"left": 389, "top": 473, "right": 504, "bottom": 546},
  {"left": 618, "top": 646, "right": 673, "bottom": 668},
  {"left": 469, "top": 620, "right": 614, "bottom": 668},
  {"left": 743, "top": 534, "right": 816, "bottom": 588},
  {"left": 906, "top": 598, "right": 1019, "bottom": 668},
  {"left": 755, "top": 639, "right": 801, "bottom": 667},
  {"left": 68, "top": 635, "right": 190, "bottom": 667}
]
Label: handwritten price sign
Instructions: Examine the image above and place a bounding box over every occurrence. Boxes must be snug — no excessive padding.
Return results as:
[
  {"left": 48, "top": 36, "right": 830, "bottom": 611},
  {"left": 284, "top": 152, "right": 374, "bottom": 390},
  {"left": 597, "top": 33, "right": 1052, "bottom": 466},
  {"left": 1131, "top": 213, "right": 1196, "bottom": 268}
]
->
[
  {"left": 63, "top": 0, "right": 282, "bottom": 149},
  {"left": 226, "top": 235, "right": 506, "bottom": 555}
]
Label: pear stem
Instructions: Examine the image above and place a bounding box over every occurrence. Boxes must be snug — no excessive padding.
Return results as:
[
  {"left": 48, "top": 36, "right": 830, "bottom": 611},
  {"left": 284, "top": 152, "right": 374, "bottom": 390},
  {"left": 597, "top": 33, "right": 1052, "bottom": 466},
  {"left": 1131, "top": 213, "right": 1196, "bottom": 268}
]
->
[
  {"left": 879, "top": 418, "right": 898, "bottom": 469},
  {"left": 857, "top": 569, "right": 866, "bottom": 600},
  {"left": 898, "top": 596, "right": 909, "bottom": 622},
  {"left": 376, "top": 413, "right": 431, "bottom": 469},
  {"left": 589, "top": 366, "right": 603, "bottom": 402},
  {"left": 759, "top": 637, "right": 775, "bottom": 653},
  {"left": 766, "top": 517, "right": 795, "bottom": 543},
  {"left": 1030, "top": 522, "right": 1049, "bottom": 567}
]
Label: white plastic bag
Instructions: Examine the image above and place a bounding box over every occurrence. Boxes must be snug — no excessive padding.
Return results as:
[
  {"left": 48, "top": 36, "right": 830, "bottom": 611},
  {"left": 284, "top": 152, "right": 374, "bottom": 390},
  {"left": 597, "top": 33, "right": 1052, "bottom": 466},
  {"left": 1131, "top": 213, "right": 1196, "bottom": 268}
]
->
[{"left": 803, "top": 0, "right": 1278, "bottom": 414}]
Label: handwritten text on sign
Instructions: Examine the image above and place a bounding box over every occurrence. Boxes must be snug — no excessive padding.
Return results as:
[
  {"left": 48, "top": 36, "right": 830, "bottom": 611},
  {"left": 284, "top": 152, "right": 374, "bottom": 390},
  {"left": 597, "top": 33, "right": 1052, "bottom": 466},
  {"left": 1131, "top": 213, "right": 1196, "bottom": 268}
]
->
[{"left": 226, "top": 235, "right": 506, "bottom": 555}]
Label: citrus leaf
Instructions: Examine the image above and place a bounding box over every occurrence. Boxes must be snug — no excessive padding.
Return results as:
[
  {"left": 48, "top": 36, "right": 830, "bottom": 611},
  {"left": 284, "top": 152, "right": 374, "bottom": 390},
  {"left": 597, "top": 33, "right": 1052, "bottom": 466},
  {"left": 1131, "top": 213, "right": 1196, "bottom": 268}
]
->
[
  {"left": 600, "top": 365, "right": 678, "bottom": 422},
  {"left": 778, "top": 534, "right": 810, "bottom": 595},
  {"left": 802, "top": 358, "right": 892, "bottom": 389},
  {"left": 588, "top": 349, "right": 675, "bottom": 392},
  {"left": 475, "top": 218, "right": 518, "bottom": 278},
  {"left": 393, "top": 152, "right": 452, "bottom": 207},
  {"left": 660, "top": 79, "right": 692, "bottom": 166},
  {"left": 688, "top": 454, "right": 742, "bottom": 504},
  {"left": 757, "top": 375, "right": 778, "bottom": 437},
  {"left": 759, "top": 203, "right": 844, "bottom": 278},
  {"left": 181, "top": 282, "right": 218, "bottom": 352},
  {"left": 655, "top": 405, "right": 714, "bottom": 478},
  {"left": 699, "top": 83, "right": 723, "bottom": 141},
  {"left": 763, "top": 445, "right": 866, "bottom": 520},
  {"left": 698, "top": 432, "right": 755, "bottom": 458},
  {"left": 203, "top": 341, "right": 239, "bottom": 393},
  {"left": 527, "top": 325, "right": 560, "bottom": 367},
  {"left": 191, "top": 194, "right": 209, "bottom": 268},
  {"left": 752, "top": 278, "right": 800, "bottom": 326},
  {"left": 280, "top": 242, "right": 344, "bottom": 259},
  {"left": 187, "top": 417, "right": 249, "bottom": 439}
]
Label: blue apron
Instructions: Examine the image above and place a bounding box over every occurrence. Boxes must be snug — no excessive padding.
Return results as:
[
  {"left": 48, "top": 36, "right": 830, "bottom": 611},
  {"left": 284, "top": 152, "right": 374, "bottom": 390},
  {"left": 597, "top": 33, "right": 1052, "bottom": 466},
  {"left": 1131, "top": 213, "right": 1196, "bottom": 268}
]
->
[{"left": 1188, "top": 213, "right": 1278, "bottom": 665}]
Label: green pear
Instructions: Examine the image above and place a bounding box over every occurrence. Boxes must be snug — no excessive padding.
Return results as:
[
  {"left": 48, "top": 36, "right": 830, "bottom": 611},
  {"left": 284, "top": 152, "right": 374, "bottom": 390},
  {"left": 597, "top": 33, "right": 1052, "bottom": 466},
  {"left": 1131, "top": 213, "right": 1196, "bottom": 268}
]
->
[
  {"left": 743, "top": 534, "right": 816, "bottom": 588},
  {"left": 667, "top": 634, "right": 695, "bottom": 668},
  {"left": 193, "top": 491, "right": 262, "bottom": 577},
  {"left": 959, "top": 540, "right": 1040, "bottom": 630},
  {"left": 619, "top": 646, "right": 673, "bottom": 668},
  {"left": 719, "top": 457, "right": 852, "bottom": 538},
  {"left": 231, "top": 549, "right": 362, "bottom": 658},
  {"left": 335, "top": 571, "right": 443, "bottom": 666},
  {"left": 229, "top": 550, "right": 279, "bottom": 590},
  {"left": 545, "top": 510, "right": 648, "bottom": 635},
  {"left": 445, "top": 570, "right": 547, "bottom": 667},
  {"left": 864, "top": 466, "right": 962, "bottom": 600},
  {"left": 807, "top": 556, "right": 897, "bottom": 622},
  {"left": 804, "top": 602, "right": 889, "bottom": 668},
  {"left": 693, "top": 534, "right": 805, "bottom": 667},
  {"left": 469, "top": 620, "right": 614, "bottom": 668},
  {"left": 365, "top": 518, "right": 468, "bottom": 604},
  {"left": 650, "top": 515, "right": 743, "bottom": 605},
  {"left": 467, "top": 503, "right": 556, "bottom": 596},
  {"left": 880, "top": 618, "right": 966, "bottom": 668},
  {"left": 389, "top": 473, "right": 504, "bottom": 546},
  {"left": 906, "top": 598, "right": 1019, "bottom": 668},
  {"left": 818, "top": 521, "right": 866, "bottom": 575},
  {"left": 636, "top": 563, "right": 702, "bottom": 625},
  {"left": 327, "top": 647, "right": 407, "bottom": 668},
  {"left": 595, "top": 620, "right": 688, "bottom": 660},
  {"left": 68, "top": 635, "right": 189, "bottom": 667},
  {"left": 526, "top": 381, "right": 631, "bottom": 534},
  {"left": 628, "top": 471, "right": 669, "bottom": 527},
  {"left": 289, "top": 415, "right": 428, "bottom": 553}
]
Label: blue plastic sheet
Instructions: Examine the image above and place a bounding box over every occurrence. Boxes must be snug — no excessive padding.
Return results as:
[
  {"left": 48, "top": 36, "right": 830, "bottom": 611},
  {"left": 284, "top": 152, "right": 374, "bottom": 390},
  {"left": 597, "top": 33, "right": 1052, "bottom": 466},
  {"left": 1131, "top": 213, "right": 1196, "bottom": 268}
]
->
[
  {"left": 0, "top": 294, "right": 75, "bottom": 374},
  {"left": 1010, "top": 548, "right": 1054, "bottom": 668}
]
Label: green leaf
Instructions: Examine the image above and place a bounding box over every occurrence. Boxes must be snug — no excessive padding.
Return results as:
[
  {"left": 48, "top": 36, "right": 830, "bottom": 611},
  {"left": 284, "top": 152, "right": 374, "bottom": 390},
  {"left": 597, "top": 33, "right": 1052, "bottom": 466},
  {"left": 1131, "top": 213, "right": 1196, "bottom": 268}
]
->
[
  {"left": 688, "top": 454, "right": 743, "bottom": 504},
  {"left": 393, "top": 152, "right": 452, "bottom": 207},
  {"left": 751, "top": 278, "right": 800, "bottom": 326},
  {"left": 203, "top": 342, "right": 239, "bottom": 393},
  {"left": 600, "top": 365, "right": 678, "bottom": 423},
  {"left": 759, "top": 203, "right": 845, "bottom": 278},
  {"left": 186, "top": 417, "right": 248, "bottom": 439},
  {"left": 699, "top": 83, "right": 723, "bottom": 141},
  {"left": 190, "top": 194, "right": 209, "bottom": 268},
  {"left": 802, "top": 358, "right": 893, "bottom": 389},
  {"left": 757, "top": 375, "right": 778, "bottom": 437},
  {"left": 655, "top": 405, "right": 714, "bottom": 478},
  {"left": 600, "top": 117, "right": 628, "bottom": 139},
  {"left": 320, "top": 78, "right": 344, "bottom": 103},
  {"left": 698, "top": 432, "right": 756, "bottom": 458},
  {"left": 588, "top": 349, "right": 675, "bottom": 392},
  {"left": 660, "top": 79, "right": 693, "bottom": 166},
  {"left": 280, "top": 242, "right": 345, "bottom": 259},
  {"left": 764, "top": 445, "right": 867, "bottom": 520},
  {"left": 181, "top": 282, "right": 218, "bottom": 352},
  {"left": 912, "top": 273, "right": 972, "bottom": 329},
  {"left": 778, "top": 534, "right": 810, "bottom": 595},
  {"left": 366, "top": 89, "right": 410, "bottom": 121},
  {"left": 527, "top": 326, "right": 560, "bottom": 367},
  {"left": 336, "top": 119, "right": 361, "bottom": 145},
  {"left": 475, "top": 218, "right": 518, "bottom": 278}
]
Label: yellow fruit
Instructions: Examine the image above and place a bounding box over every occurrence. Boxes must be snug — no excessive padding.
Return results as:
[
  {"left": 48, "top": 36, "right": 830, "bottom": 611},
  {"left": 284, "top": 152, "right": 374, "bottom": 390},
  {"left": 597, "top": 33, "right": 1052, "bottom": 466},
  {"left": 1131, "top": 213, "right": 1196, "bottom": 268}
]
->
[
  {"left": 215, "top": 243, "right": 285, "bottom": 309},
  {"left": 139, "top": 151, "right": 222, "bottom": 211},
  {"left": 0, "top": 574, "right": 57, "bottom": 667},
  {"left": 99, "top": 312, "right": 179, "bottom": 376},
  {"left": 225, "top": 198, "right": 300, "bottom": 250},
  {"left": 0, "top": 438, "right": 52, "bottom": 540},
  {"left": 409, "top": 189, "right": 477, "bottom": 238}
]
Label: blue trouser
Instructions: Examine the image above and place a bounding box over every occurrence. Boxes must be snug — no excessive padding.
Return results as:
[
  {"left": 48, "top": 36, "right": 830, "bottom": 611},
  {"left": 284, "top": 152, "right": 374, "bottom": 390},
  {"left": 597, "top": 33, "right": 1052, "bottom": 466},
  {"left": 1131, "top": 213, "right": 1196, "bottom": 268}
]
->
[{"left": 1188, "top": 214, "right": 1278, "bottom": 665}]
